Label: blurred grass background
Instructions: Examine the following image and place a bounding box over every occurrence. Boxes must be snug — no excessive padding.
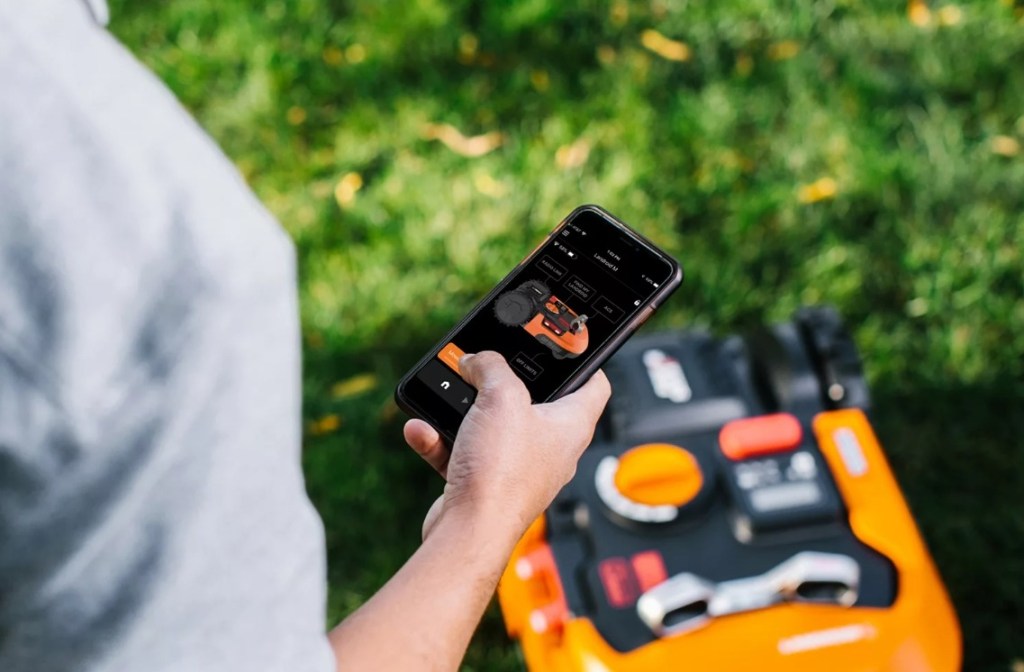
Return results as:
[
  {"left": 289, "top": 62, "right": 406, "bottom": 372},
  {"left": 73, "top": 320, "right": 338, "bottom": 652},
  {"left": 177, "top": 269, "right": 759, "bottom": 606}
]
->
[{"left": 108, "top": 0, "right": 1023, "bottom": 669}]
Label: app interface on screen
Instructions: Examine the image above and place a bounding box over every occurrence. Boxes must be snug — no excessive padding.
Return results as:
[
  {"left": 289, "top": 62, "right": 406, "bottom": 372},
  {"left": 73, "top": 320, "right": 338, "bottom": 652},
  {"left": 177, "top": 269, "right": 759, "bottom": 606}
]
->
[{"left": 414, "top": 211, "right": 674, "bottom": 414}]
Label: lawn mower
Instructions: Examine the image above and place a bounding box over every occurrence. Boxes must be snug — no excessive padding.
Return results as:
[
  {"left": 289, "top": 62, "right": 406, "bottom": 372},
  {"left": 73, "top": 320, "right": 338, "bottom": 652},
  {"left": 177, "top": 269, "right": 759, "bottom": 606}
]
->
[
  {"left": 498, "top": 306, "right": 961, "bottom": 671},
  {"left": 495, "top": 280, "right": 590, "bottom": 359}
]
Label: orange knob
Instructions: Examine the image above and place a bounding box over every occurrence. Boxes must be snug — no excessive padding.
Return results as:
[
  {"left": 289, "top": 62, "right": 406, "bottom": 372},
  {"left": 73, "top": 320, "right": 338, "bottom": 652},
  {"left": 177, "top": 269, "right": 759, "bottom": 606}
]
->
[{"left": 614, "top": 443, "right": 703, "bottom": 507}]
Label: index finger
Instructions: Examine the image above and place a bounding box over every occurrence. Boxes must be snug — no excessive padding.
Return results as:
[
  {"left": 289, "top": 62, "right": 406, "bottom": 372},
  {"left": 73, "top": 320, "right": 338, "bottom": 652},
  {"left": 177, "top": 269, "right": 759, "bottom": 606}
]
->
[{"left": 543, "top": 369, "right": 612, "bottom": 422}]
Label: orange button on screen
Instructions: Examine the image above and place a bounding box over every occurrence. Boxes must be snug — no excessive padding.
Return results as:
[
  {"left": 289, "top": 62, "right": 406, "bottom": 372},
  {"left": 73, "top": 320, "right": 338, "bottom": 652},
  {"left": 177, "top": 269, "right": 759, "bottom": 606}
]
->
[
  {"left": 438, "top": 342, "right": 466, "bottom": 375},
  {"left": 719, "top": 413, "right": 803, "bottom": 461}
]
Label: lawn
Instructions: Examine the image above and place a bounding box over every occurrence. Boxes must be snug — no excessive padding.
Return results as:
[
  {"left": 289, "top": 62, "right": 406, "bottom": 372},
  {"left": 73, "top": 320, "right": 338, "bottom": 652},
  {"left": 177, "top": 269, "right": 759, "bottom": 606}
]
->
[{"left": 109, "top": 1, "right": 1023, "bottom": 669}]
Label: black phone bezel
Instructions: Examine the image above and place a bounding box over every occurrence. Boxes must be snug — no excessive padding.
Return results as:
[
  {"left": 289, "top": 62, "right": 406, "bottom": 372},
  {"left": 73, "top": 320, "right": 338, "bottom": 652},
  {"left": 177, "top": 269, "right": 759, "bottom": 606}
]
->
[{"left": 394, "top": 204, "right": 684, "bottom": 445}]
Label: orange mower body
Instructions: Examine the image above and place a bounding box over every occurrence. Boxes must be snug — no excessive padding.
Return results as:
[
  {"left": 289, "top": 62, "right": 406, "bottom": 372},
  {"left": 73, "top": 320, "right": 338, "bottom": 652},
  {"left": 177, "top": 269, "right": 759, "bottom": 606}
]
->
[{"left": 497, "top": 309, "right": 960, "bottom": 672}]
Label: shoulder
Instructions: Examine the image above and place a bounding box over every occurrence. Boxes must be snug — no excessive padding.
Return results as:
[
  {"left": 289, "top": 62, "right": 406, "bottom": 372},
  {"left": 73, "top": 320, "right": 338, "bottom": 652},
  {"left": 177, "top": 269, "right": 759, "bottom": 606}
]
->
[{"left": 0, "top": 0, "right": 295, "bottom": 417}]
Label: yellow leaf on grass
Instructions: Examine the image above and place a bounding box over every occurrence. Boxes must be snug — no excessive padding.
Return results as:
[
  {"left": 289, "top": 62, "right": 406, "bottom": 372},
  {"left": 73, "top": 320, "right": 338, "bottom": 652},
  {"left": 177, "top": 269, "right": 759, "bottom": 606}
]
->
[
  {"left": 991, "top": 135, "right": 1021, "bottom": 157},
  {"left": 459, "top": 34, "right": 478, "bottom": 57},
  {"left": 308, "top": 414, "right": 341, "bottom": 436},
  {"left": 937, "top": 5, "right": 963, "bottom": 25},
  {"left": 909, "top": 0, "right": 932, "bottom": 26},
  {"left": 736, "top": 53, "right": 754, "bottom": 76},
  {"left": 768, "top": 41, "right": 801, "bottom": 61},
  {"left": 641, "top": 29, "right": 691, "bottom": 62},
  {"left": 458, "top": 33, "right": 478, "bottom": 63},
  {"left": 423, "top": 123, "right": 504, "bottom": 158},
  {"left": 322, "top": 46, "right": 344, "bottom": 66},
  {"left": 473, "top": 172, "right": 507, "bottom": 198},
  {"left": 305, "top": 331, "right": 325, "bottom": 349},
  {"left": 798, "top": 177, "right": 838, "bottom": 204},
  {"left": 286, "top": 106, "right": 307, "bottom": 125},
  {"left": 311, "top": 179, "right": 333, "bottom": 199},
  {"left": 334, "top": 172, "right": 363, "bottom": 208},
  {"left": 596, "top": 45, "right": 617, "bottom": 65},
  {"left": 556, "top": 138, "right": 591, "bottom": 170},
  {"left": 906, "top": 297, "right": 929, "bottom": 317},
  {"left": 610, "top": 1, "right": 629, "bottom": 26},
  {"left": 530, "top": 69, "right": 551, "bottom": 92},
  {"left": 345, "top": 44, "right": 367, "bottom": 64},
  {"left": 331, "top": 373, "right": 379, "bottom": 399}
]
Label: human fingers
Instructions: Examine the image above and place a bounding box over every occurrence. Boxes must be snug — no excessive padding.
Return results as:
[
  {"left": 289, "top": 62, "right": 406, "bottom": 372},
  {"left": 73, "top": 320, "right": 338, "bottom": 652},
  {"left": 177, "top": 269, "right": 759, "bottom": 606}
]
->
[
  {"left": 458, "top": 352, "right": 530, "bottom": 406},
  {"left": 545, "top": 370, "right": 612, "bottom": 423},
  {"left": 403, "top": 419, "right": 449, "bottom": 478}
]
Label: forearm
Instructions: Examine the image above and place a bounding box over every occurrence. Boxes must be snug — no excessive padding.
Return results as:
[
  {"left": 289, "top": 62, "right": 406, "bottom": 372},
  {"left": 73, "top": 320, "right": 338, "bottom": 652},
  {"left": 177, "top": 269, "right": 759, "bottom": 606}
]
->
[
  {"left": 330, "top": 356, "right": 609, "bottom": 670},
  {"left": 328, "top": 504, "right": 520, "bottom": 672}
]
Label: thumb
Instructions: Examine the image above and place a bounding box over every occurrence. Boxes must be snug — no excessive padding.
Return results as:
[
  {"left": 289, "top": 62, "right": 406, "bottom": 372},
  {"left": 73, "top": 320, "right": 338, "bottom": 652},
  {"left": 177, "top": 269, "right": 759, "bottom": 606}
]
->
[{"left": 458, "top": 351, "right": 530, "bottom": 405}]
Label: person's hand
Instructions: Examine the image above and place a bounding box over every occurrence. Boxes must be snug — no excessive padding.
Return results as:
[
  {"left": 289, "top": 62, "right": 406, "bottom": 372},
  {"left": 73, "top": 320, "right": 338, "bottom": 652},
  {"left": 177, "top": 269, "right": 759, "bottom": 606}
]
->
[{"left": 404, "top": 351, "right": 611, "bottom": 541}]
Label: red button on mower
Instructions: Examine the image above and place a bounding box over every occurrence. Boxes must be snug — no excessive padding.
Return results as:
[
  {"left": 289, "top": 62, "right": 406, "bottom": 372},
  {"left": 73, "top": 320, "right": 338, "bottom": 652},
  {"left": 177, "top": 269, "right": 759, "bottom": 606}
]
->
[{"left": 719, "top": 413, "right": 803, "bottom": 461}]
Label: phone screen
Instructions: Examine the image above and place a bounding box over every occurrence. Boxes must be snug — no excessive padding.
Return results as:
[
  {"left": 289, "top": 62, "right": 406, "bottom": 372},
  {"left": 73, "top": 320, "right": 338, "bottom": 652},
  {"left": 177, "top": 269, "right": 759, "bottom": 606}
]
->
[{"left": 399, "top": 206, "right": 678, "bottom": 435}]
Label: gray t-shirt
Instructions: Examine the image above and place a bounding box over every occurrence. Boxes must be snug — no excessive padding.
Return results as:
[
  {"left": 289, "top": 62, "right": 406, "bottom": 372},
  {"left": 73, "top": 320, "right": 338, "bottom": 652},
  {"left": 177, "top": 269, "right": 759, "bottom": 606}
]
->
[{"left": 0, "top": 1, "right": 335, "bottom": 670}]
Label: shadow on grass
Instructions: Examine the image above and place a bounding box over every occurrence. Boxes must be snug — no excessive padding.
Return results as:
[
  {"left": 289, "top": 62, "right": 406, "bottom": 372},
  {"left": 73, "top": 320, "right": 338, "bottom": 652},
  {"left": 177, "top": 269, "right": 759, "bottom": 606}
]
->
[
  {"left": 301, "top": 339, "right": 436, "bottom": 601},
  {"left": 871, "top": 373, "right": 1024, "bottom": 672}
]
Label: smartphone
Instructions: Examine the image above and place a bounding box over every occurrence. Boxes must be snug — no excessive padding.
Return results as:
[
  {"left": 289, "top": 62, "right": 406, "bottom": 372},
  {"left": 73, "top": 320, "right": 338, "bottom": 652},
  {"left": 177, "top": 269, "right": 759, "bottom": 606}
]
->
[{"left": 395, "top": 204, "right": 683, "bottom": 445}]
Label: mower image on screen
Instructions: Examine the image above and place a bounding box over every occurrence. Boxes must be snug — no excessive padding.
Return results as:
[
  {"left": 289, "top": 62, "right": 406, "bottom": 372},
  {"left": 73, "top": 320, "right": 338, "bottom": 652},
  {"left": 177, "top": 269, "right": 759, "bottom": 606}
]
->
[
  {"left": 495, "top": 280, "right": 590, "bottom": 359},
  {"left": 498, "top": 307, "right": 961, "bottom": 671}
]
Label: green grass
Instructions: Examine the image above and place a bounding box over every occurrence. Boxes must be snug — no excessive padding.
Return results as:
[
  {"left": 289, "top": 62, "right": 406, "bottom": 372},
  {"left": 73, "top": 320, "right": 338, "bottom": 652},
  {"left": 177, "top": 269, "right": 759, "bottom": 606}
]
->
[{"left": 109, "top": 1, "right": 1024, "bottom": 669}]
